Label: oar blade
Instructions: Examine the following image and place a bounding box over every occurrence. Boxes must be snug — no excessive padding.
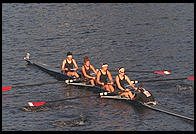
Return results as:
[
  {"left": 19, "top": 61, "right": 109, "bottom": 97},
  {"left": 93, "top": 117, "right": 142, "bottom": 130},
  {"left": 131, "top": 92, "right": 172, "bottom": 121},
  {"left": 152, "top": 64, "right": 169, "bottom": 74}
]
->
[
  {"left": 154, "top": 70, "right": 171, "bottom": 75},
  {"left": 27, "top": 101, "right": 46, "bottom": 107},
  {"left": 187, "top": 76, "right": 194, "bottom": 81},
  {"left": 2, "top": 86, "right": 12, "bottom": 91}
]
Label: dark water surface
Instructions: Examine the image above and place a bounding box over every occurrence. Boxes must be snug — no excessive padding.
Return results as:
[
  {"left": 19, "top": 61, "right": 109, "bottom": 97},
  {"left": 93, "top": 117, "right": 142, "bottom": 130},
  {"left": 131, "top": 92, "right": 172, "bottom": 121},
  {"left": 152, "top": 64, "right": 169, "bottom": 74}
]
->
[{"left": 2, "top": 3, "right": 194, "bottom": 131}]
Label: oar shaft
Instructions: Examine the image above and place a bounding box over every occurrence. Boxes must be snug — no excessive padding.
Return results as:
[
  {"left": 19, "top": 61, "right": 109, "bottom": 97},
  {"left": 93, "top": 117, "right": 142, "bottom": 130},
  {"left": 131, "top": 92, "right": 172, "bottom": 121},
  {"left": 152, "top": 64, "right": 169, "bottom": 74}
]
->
[
  {"left": 131, "top": 77, "right": 192, "bottom": 84},
  {"left": 140, "top": 77, "right": 187, "bottom": 82},
  {"left": 110, "top": 70, "right": 153, "bottom": 73},
  {"left": 13, "top": 81, "right": 62, "bottom": 89},
  {"left": 110, "top": 70, "right": 171, "bottom": 75},
  {"left": 49, "top": 94, "right": 98, "bottom": 103},
  {"left": 28, "top": 94, "right": 99, "bottom": 107},
  {"left": 126, "top": 70, "right": 154, "bottom": 73}
]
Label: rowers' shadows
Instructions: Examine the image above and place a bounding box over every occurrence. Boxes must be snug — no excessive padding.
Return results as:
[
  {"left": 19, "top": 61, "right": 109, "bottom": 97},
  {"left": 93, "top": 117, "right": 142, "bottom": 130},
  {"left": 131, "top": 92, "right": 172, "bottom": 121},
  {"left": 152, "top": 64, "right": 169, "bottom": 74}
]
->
[{"left": 52, "top": 114, "right": 91, "bottom": 127}]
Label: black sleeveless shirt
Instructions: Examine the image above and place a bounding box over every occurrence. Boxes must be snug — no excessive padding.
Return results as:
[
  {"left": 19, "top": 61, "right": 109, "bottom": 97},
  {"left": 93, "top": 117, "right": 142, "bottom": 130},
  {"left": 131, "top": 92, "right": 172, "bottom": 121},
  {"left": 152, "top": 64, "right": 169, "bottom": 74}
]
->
[
  {"left": 100, "top": 70, "right": 108, "bottom": 84},
  {"left": 117, "top": 75, "right": 127, "bottom": 89},
  {"left": 82, "top": 65, "right": 91, "bottom": 78},
  {"left": 65, "top": 59, "right": 74, "bottom": 72}
]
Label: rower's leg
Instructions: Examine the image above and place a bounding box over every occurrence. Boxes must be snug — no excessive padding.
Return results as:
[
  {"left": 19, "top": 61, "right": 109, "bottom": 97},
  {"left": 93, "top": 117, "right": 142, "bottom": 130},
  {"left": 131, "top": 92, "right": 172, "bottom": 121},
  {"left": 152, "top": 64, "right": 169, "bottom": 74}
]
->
[
  {"left": 128, "top": 91, "right": 134, "bottom": 100},
  {"left": 74, "top": 72, "right": 80, "bottom": 78},
  {"left": 76, "top": 73, "right": 79, "bottom": 78},
  {"left": 103, "top": 85, "right": 111, "bottom": 92},
  {"left": 67, "top": 72, "right": 79, "bottom": 78},
  {"left": 90, "top": 80, "right": 95, "bottom": 86},
  {"left": 120, "top": 92, "right": 129, "bottom": 98},
  {"left": 120, "top": 91, "right": 133, "bottom": 99},
  {"left": 109, "top": 85, "right": 115, "bottom": 92},
  {"left": 66, "top": 72, "right": 73, "bottom": 77}
]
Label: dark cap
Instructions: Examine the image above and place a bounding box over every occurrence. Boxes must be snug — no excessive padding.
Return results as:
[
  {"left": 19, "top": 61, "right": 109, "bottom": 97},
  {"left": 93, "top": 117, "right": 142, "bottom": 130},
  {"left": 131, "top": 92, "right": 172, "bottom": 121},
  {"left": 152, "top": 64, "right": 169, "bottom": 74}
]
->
[
  {"left": 67, "top": 52, "right": 72, "bottom": 56},
  {"left": 84, "top": 56, "right": 89, "bottom": 63},
  {"left": 118, "top": 67, "right": 125, "bottom": 72}
]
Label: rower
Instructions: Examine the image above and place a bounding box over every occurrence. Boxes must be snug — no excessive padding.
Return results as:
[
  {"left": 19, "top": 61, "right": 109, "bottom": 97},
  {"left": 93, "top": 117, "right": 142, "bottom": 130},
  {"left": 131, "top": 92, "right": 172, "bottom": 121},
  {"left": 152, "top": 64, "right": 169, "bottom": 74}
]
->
[
  {"left": 96, "top": 63, "right": 115, "bottom": 92},
  {"left": 115, "top": 67, "right": 137, "bottom": 100},
  {"left": 61, "top": 52, "right": 80, "bottom": 78},
  {"left": 81, "top": 56, "right": 98, "bottom": 86},
  {"left": 133, "top": 84, "right": 155, "bottom": 104}
]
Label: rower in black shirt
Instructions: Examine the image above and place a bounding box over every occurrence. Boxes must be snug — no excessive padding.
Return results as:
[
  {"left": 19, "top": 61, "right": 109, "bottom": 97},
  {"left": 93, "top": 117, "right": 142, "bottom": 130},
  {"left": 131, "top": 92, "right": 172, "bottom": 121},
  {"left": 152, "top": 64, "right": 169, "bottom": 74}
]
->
[
  {"left": 97, "top": 63, "right": 115, "bottom": 92},
  {"left": 115, "top": 67, "right": 137, "bottom": 100},
  {"left": 81, "top": 56, "right": 98, "bottom": 86},
  {"left": 61, "top": 52, "right": 80, "bottom": 78}
]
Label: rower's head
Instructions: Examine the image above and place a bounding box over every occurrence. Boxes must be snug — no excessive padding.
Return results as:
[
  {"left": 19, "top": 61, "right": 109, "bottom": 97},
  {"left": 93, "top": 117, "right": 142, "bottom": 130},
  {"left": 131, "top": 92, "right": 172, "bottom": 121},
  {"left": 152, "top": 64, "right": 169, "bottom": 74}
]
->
[
  {"left": 101, "top": 63, "right": 108, "bottom": 71},
  {"left": 67, "top": 52, "right": 73, "bottom": 60},
  {"left": 118, "top": 67, "right": 125, "bottom": 75},
  {"left": 84, "top": 56, "right": 90, "bottom": 66}
]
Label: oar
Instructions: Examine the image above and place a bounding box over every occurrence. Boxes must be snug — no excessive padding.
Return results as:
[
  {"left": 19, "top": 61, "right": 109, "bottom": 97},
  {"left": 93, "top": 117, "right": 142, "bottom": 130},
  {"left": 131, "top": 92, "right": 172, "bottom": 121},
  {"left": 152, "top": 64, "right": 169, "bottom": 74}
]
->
[
  {"left": 110, "top": 70, "right": 171, "bottom": 75},
  {"left": 131, "top": 76, "right": 194, "bottom": 84},
  {"left": 27, "top": 94, "right": 99, "bottom": 107},
  {"left": 2, "top": 72, "right": 89, "bottom": 92},
  {"left": 2, "top": 81, "right": 63, "bottom": 92}
]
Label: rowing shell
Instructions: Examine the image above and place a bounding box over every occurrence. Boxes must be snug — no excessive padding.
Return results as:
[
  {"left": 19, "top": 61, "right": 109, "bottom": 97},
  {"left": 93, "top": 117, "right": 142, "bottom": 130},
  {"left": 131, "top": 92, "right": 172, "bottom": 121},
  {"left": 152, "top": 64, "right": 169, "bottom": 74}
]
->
[
  {"left": 24, "top": 54, "right": 194, "bottom": 121},
  {"left": 24, "top": 57, "right": 73, "bottom": 81}
]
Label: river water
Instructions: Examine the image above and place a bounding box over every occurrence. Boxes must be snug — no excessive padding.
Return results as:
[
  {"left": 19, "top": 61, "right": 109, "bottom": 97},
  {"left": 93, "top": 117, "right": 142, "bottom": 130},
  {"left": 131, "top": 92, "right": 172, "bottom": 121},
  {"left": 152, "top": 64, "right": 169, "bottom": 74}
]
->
[{"left": 2, "top": 3, "right": 194, "bottom": 131}]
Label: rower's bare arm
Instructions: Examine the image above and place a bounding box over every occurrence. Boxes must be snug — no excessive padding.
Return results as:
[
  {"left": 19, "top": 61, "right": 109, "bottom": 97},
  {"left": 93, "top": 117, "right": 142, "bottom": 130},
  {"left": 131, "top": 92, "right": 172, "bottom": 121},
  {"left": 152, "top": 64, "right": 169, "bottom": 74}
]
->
[
  {"left": 90, "top": 65, "right": 98, "bottom": 75},
  {"left": 108, "top": 71, "right": 114, "bottom": 84},
  {"left": 126, "top": 76, "right": 137, "bottom": 90},
  {"left": 73, "top": 59, "right": 78, "bottom": 70},
  {"left": 61, "top": 60, "right": 67, "bottom": 71},
  {"left": 115, "top": 76, "right": 125, "bottom": 91},
  {"left": 96, "top": 71, "right": 103, "bottom": 85},
  {"left": 81, "top": 66, "right": 93, "bottom": 79}
]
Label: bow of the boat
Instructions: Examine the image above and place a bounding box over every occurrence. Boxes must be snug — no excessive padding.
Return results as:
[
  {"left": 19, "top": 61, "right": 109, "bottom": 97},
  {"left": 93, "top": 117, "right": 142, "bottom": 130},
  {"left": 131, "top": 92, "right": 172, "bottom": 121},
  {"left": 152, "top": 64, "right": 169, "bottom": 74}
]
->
[{"left": 24, "top": 53, "right": 72, "bottom": 81}]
